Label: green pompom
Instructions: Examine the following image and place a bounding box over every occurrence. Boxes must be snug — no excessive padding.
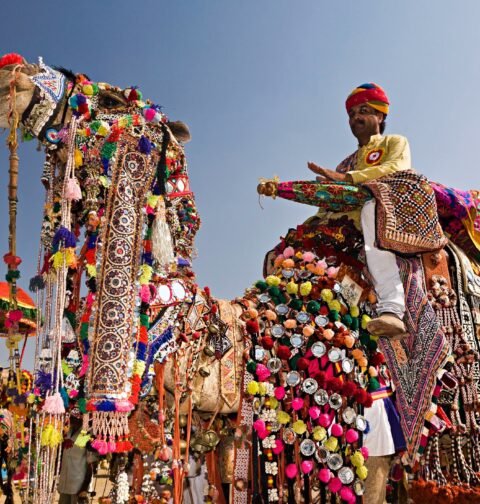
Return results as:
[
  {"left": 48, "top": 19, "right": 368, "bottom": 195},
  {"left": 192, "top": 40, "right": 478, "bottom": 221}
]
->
[
  {"left": 307, "top": 301, "right": 321, "bottom": 314},
  {"left": 342, "top": 314, "right": 353, "bottom": 327},
  {"left": 5, "top": 270, "right": 20, "bottom": 282},
  {"left": 255, "top": 280, "right": 268, "bottom": 292},
  {"left": 246, "top": 360, "right": 257, "bottom": 374},
  {"left": 368, "top": 376, "right": 381, "bottom": 392},
  {"left": 359, "top": 333, "right": 370, "bottom": 347},
  {"left": 330, "top": 310, "right": 340, "bottom": 321},
  {"left": 289, "top": 354, "right": 300, "bottom": 370},
  {"left": 77, "top": 397, "right": 87, "bottom": 414},
  {"left": 289, "top": 298, "right": 303, "bottom": 311},
  {"left": 367, "top": 339, "right": 378, "bottom": 351},
  {"left": 351, "top": 318, "right": 359, "bottom": 330},
  {"left": 268, "top": 286, "right": 281, "bottom": 298}
]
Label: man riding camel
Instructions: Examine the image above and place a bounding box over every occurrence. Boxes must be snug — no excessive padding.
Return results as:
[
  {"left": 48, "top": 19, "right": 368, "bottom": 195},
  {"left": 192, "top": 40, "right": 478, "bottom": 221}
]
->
[{"left": 308, "top": 83, "right": 447, "bottom": 338}]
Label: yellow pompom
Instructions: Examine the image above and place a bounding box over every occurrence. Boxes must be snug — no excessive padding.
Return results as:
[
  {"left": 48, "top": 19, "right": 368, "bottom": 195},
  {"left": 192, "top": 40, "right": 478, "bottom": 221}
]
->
[
  {"left": 247, "top": 381, "right": 259, "bottom": 395},
  {"left": 27, "top": 393, "right": 36, "bottom": 404},
  {"left": 277, "top": 411, "right": 291, "bottom": 424},
  {"left": 65, "top": 248, "right": 77, "bottom": 268},
  {"left": 49, "top": 427, "right": 63, "bottom": 447},
  {"left": 258, "top": 383, "right": 267, "bottom": 396},
  {"left": 328, "top": 300, "right": 341, "bottom": 312},
  {"left": 350, "top": 306, "right": 360, "bottom": 318},
  {"left": 266, "top": 275, "right": 281, "bottom": 287},
  {"left": 286, "top": 281, "right": 299, "bottom": 295},
  {"left": 356, "top": 465, "right": 368, "bottom": 480},
  {"left": 361, "top": 314, "right": 371, "bottom": 330},
  {"left": 86, "top": 264, "right": 97, "bottom": 278},
  {"left": 41, "top": 424, "right": 53, "bottom": 447},
  {"left": 118, "top": 117, "right": 128, "bottom": 128},
  {"left": 312, "top": 426, "right": 327, "bottom": 441},
  {"left": 350, "top": 451, "right": 365, "bottom": 468},
  {"left": 321, "top": 289, "right": 333, "bottom": 302},
  {"left": 147, "top": 195, "right": 160, "bottom": 209},
  {"left": 97, "top": 122, "right": 110, "bottom": 137},
  {"left": 324, "top": 436, "right": 338, "bottom": 452},
  {"left": 269, "top": 398, "right": 278, "bottom": 409},
  {"left": 82, "top": 84, "right": 94, "bottom": 96},
  {"left": 292, "top": 420, "right": 307, "bottom": 435},
  {"left": 139, "top": 264, "right": 153, "bottom": 285},
  {"left": 300, "top": 281, "right": 312, "bottom": 296},
  {"left": 74, "top": 149, "right": 83, "bottom": 167},
  {"left": 133, "top": 360, "right": 146, "bottom": 376},
  {"left": 51, "top": 251, "right": 65, "bottom": 270}
]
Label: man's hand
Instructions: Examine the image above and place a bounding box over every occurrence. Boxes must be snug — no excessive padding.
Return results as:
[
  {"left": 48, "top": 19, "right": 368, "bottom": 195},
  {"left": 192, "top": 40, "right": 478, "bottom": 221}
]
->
[{"left": 307, "top": 162, "right": 347, "bottom": 182}]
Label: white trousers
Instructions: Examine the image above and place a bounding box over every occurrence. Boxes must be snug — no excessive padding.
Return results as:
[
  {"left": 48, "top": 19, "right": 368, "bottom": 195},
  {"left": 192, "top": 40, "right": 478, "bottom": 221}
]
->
[{"left": 361, "top": 199, "right": 405, "bottom": 319}]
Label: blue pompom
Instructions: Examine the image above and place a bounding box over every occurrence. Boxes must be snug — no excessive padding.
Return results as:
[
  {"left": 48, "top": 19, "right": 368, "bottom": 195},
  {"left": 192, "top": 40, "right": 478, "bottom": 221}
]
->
[{"left": 138, "top": 135, "right": 152, "bottom": 154}]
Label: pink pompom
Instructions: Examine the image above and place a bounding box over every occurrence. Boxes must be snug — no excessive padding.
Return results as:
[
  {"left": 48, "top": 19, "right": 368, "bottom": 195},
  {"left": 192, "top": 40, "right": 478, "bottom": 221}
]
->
[
  {"left": 318, "top": 468, "right": 331, "bottom": 483},
  {"left": 317, "top": 259, "right": 328, "bottom": 269},
  {"left": 308, "top": 406, "right": 321, "bottom": 419},
  {"left": 318, "top": 413, "right": 332, "bottom": 428},
  {"left": 274, "top": 386, "right": 286, "bottom": 400},
  {"left": 273, "top": 438, "right": 284, "bottom": 455},
  {"left": 115, "top": 400, "right": 134, "bottom": 412},
  {"left": 140, "top": 284, "right": 151, "bottom": 303},
  {"left": 255, "top": 364, "right": 271, "bottom": 382},
  {"left": 68, "top": 389, "right": 79, "bottom": 398},
  {"left": 340, "top": 486, "right": 354, "bottom": 502},
  {"left": 285, "top": 463, "right": 298, "bottom": 479},
  {"left": 360, "top": 446, "right": 369, "bottom": 460},
  {"left": 345, "top": 428, "right": 359, "bottom": 444},
  {"left": 144, "top": 108, "right": 156, "bottom": 121},
  {"left": 107, "top": 440, "right": 116, "bottom": 453},
  {"left": 302, "top": 252, "right": 315, "bottom": 263},
  {"left": 253, "top": 419, "right": 266, "bottom": 432},
  {"left": 257, "top": 429, "right": 268, "bottom": 440},
  {"left": 283, "top": 246, "right": 295, "bottom": 258},
  {"left": 328, "top": 477, "right": 342, "bottom": 493},
  {"left": 331, "top": 423, "right": 343, "bottom": 437},
  {"left": 79, "top": 354, "right": 88, "bottom": 377},
  {"left": 327, "top": 266, "right": 339, "bottom": 278},
  {"left": 301, "top": 460, "right": 314, "bottom": 474},
  {"left": 292, "top": 397, "right": 304, "bottom": 411},
  {"left": 65, "top": 177, "right": 82, "bottom": 201}
]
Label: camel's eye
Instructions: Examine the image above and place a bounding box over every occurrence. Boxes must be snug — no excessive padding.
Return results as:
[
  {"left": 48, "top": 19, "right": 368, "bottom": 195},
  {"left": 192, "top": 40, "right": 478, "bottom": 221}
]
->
[{"left": 98, "top": 92, "right": 126, "bottom": 109}]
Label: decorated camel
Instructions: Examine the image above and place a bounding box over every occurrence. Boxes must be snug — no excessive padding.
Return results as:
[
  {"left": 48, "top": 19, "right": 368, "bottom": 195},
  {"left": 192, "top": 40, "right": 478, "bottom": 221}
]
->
[{"left": 0, "top": 53, "right": 479, "bottom": 504}]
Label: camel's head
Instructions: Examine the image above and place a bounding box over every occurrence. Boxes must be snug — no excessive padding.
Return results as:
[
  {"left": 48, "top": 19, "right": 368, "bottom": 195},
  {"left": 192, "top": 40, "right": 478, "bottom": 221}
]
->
[{"left": 0, "top": 53, "right": 200, "bottom": 264}]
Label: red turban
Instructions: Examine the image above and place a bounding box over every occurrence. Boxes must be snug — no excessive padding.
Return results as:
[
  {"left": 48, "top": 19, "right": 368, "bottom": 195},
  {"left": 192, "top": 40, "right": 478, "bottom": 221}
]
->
[{"left": 345, "top": 83, "right": 389, "bottom": 115}]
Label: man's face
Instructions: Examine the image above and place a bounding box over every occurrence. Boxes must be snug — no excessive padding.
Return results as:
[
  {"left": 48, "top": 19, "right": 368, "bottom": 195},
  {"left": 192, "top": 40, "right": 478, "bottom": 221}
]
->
[{"left": 348, "top": 103, "right": 384, "bottom": 139}]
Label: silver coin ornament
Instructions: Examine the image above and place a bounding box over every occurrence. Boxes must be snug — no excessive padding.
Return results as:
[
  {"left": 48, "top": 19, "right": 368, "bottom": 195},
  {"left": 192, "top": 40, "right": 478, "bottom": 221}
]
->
[
  {"left": 283, "top": 428, "right": 296, "bottom": 444},
  {"left": 342, "top": 358, "right": 355, "bottom": 373},
  {"left": 282, "top": 269, "right": 295, "bottom": 279},
  {"left": 342, "top": 407, "right": 357, "bottom": 425},
  {"left": 355, "top": 415, "right": 368, "bottom": 432},
  {"left": 290, "top": 334, "right": 304, "bottom": 348},
  {"left": 258, "top": 293, "right": 271, "bottom": 303},
  {"left": 296, "top": 311, "right": 310, "bottom": 324},
  {"left": 329, "top": 393, "right": 343, "bottom": 410},
  {"left": 327, "top": 453, "right": 343, "bottom": 470},
  {"left": 286, "top": 371, "right": 301, "bottom": 387},
  {"left": 314, "top": 389, "right": 329, "bottom": 406},
  {"left": 271, "top": 324, "right": 285, "bottom": 338},
  {"left": 300, "top": 438, "right": 316, "bottom": 457},
  {"left": 353, "top": 479, "right": 365, "bottom": 496},
  {"left": 338, "top": 467, "right": 355, "bottom": 485},
  {"left": 328, "top": 347, "right": 342, "bottom": 363},
  {"left": 315, "top": 446, "right": 329, "bottom": 463},
  {"left": 275, "top": 304, "right": 289, "bottom": 316},
  {"left": 267, "top": 357, "right": 282, "bottom": 373},
  {"left": 255, "top": 346, "right": 266, "bottom": 361},
  {"left": 302, "top": 378, "right": 318, "bottom": 394},
  {"left": 311, "top": 341, "right": 326, "bottom": 358},
  {"left": 315, "top": 315, "right": 329, "bottom": 327}
]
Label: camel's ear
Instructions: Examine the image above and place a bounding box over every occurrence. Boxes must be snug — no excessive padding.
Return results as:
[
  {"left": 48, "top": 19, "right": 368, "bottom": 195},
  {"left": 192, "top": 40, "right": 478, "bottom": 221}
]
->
[{"left": 167, "top": 120, "right": 191, "bottom": 143}]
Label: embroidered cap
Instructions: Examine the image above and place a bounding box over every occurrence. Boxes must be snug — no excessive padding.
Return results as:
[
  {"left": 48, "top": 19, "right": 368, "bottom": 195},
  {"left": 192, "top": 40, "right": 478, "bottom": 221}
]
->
[{"left": 345, "top": 83, "right": 389, "bottom": 115}]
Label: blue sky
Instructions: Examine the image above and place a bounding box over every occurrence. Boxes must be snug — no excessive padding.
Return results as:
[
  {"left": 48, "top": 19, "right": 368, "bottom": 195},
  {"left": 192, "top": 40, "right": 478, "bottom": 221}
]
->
[{"left": 1, "top": 1, "right": 479, "bottom": 367}]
